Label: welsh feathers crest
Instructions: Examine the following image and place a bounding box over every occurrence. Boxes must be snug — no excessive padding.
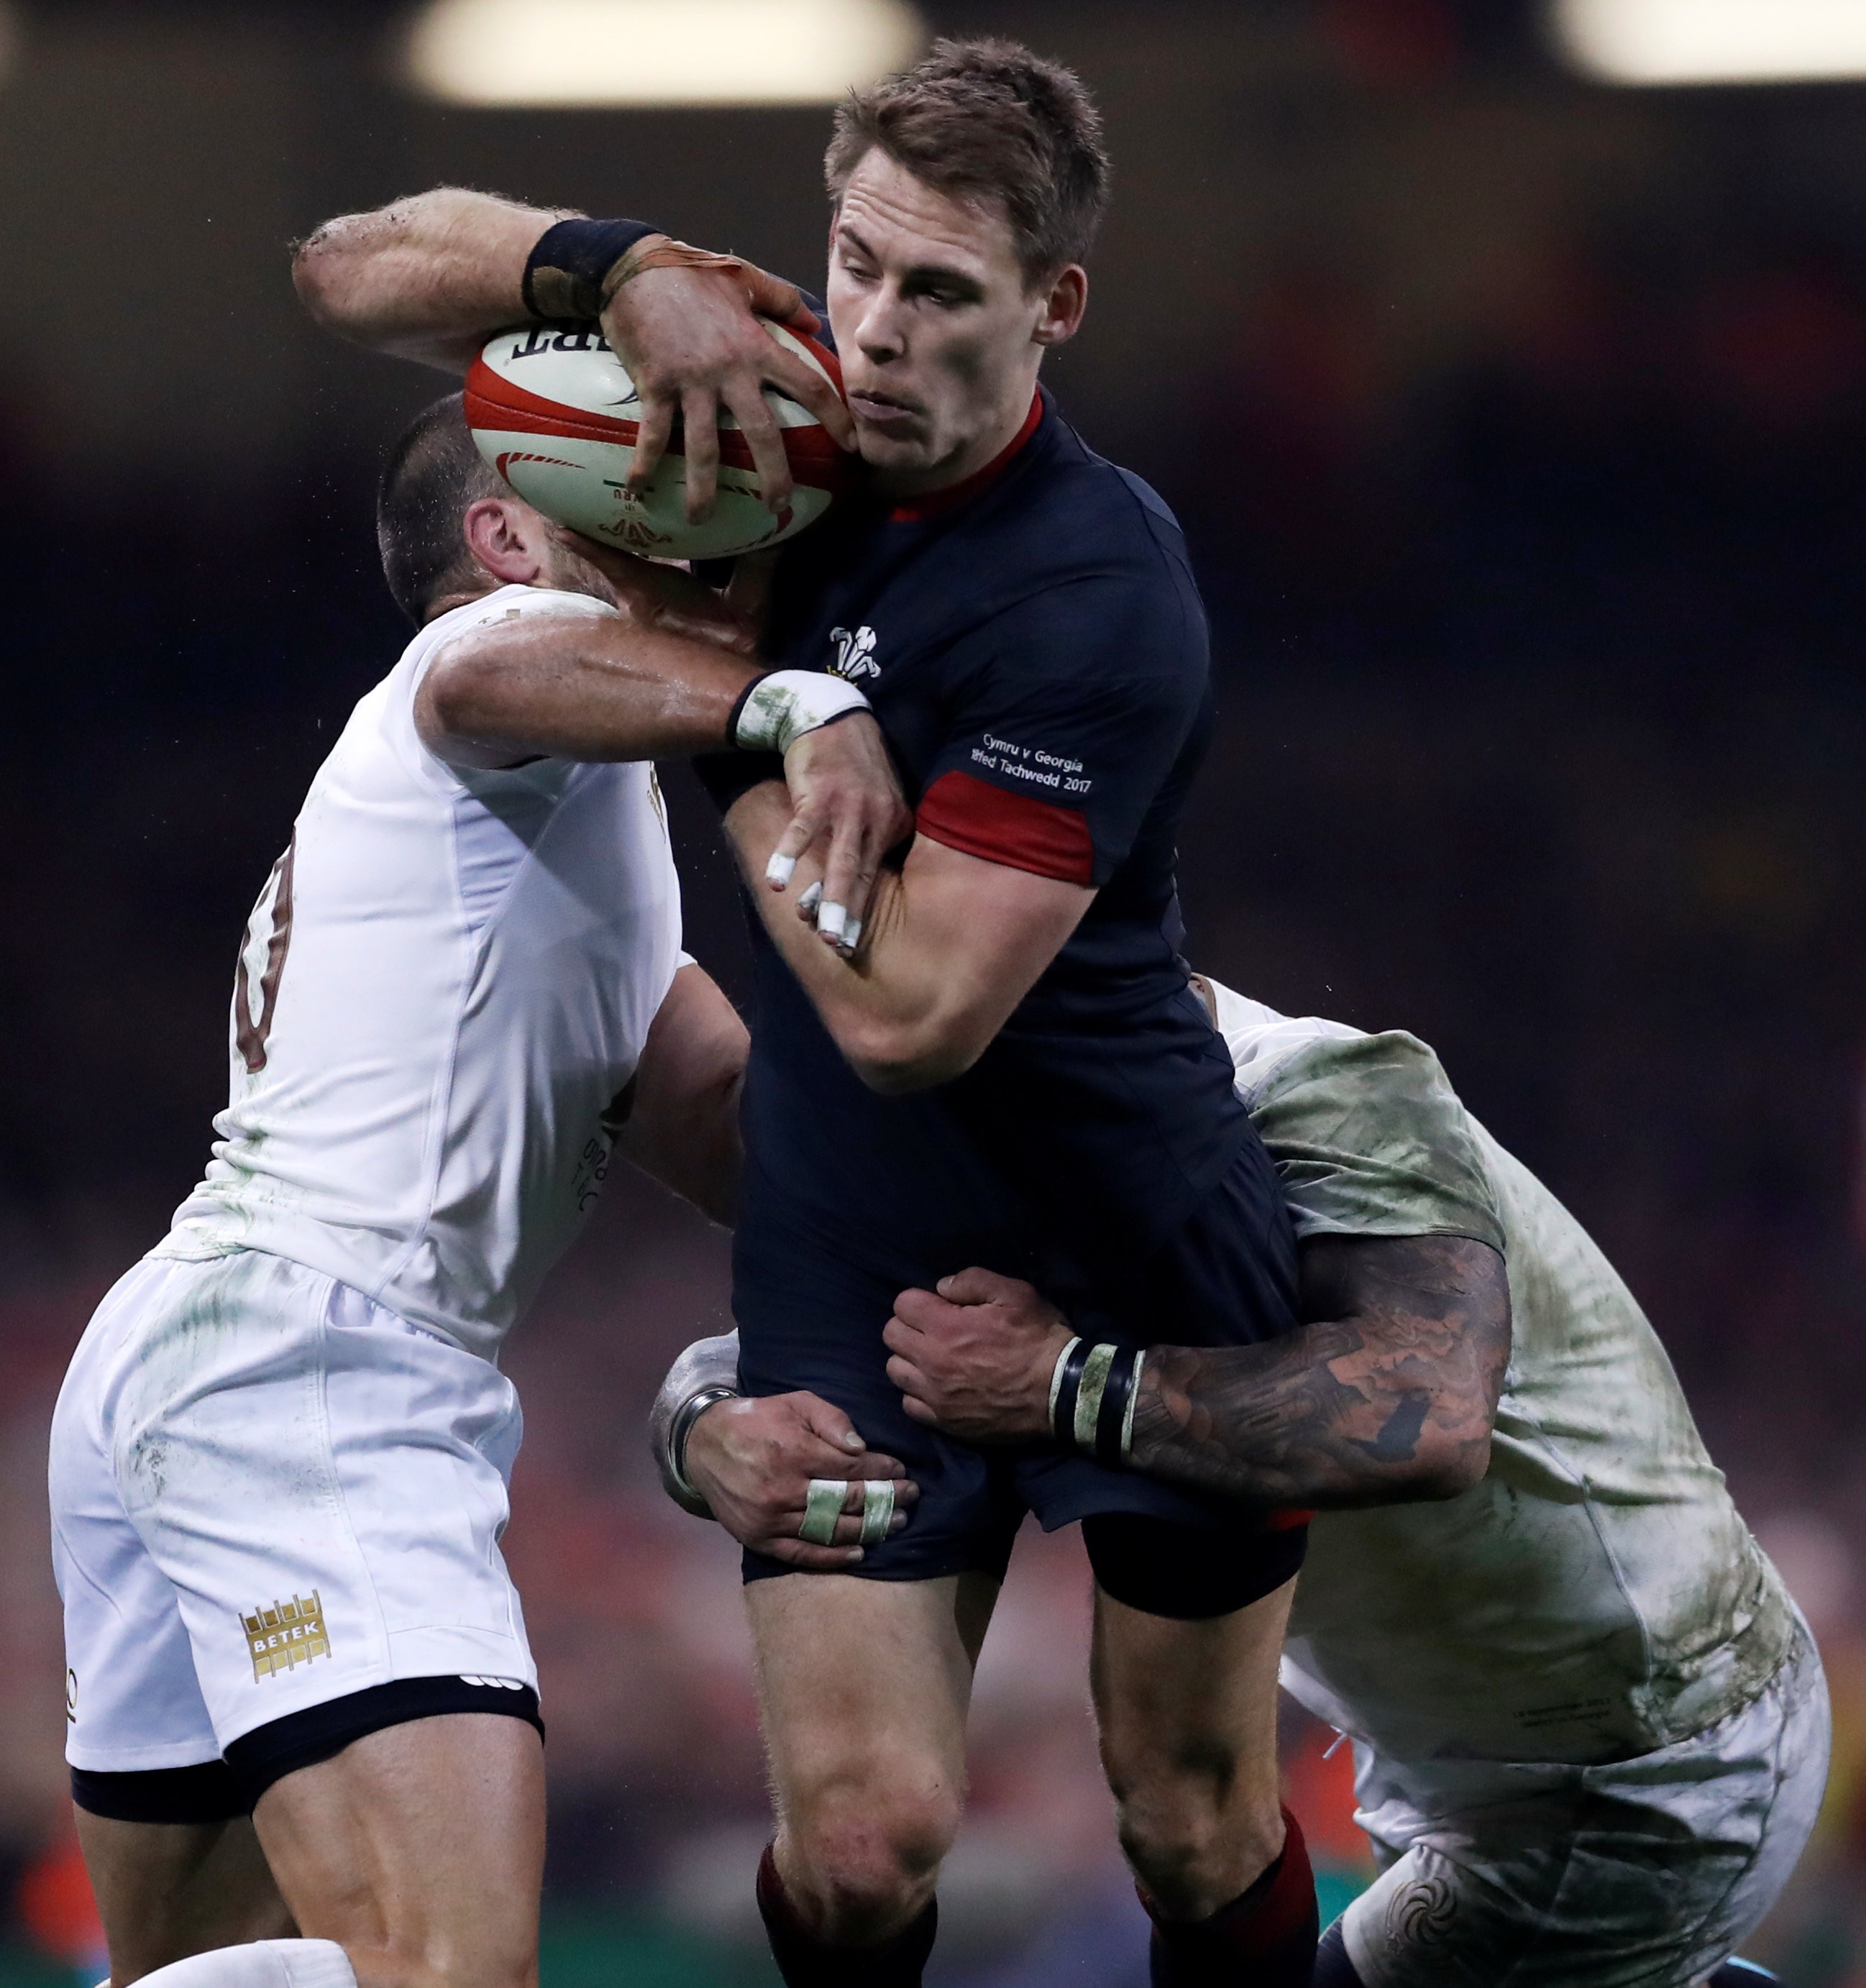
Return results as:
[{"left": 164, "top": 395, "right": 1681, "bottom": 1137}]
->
[{"left": 829, "top": 626, "right": 880, "bottom": 681}]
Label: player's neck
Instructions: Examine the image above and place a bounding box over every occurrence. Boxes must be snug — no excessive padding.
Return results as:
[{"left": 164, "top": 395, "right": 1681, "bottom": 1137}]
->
[{"left": 874, "top": 390, "right": 1043, "bottom": 512}]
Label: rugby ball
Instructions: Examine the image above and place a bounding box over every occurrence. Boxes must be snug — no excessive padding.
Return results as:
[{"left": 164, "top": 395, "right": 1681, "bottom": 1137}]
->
[{"left": 465, "top": 319, "right": 848, "bottom": 562}]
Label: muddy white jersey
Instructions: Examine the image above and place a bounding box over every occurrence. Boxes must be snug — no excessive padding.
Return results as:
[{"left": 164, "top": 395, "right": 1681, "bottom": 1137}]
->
[
  {"left": 1205, "top": 979, "right": 1796, "bottom": 1767},
  {"left": 160, "top": 585, "right": 682, "bottom": 1363}
]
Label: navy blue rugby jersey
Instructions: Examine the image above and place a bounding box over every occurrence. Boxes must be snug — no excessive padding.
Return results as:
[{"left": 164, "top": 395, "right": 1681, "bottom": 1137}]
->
[{"left": 718, "top": 386, "right": 1255, "bottom": 1275}]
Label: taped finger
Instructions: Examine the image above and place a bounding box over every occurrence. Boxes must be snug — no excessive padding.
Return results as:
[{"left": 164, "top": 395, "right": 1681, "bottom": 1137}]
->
[
  {"left": 799, "top": 1478, "right": 848, "bottom": 1546},
  {"left": 859, "top": 1478, "right": 896, "bottom": 1547}
]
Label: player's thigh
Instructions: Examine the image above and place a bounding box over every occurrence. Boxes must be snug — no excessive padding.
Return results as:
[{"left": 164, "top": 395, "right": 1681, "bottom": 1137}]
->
[
  {"left": 53, "top": 1262, "right": 231, "bottom": 1783},
  {"left": 252, "top": 1713, "right": 544, "bottom": 1988},
  {"left": 1341, "top": 1632, "right": 1831, "bottom": 1988},
  {"left": 747, "top": 1571, "right": 996, "bottom": 1852},
  {"left": 77, "top": 1811, "right": 294, "bottom": 1983},
  {"left": 109, "top": 1255, "right": 536, "bottom": 1756}
]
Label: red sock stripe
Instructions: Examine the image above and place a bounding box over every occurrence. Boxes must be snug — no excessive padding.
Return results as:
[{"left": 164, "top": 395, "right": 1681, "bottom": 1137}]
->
[{"left": 1142, "top": 1809, "right": 1320, "bottom": 1988}]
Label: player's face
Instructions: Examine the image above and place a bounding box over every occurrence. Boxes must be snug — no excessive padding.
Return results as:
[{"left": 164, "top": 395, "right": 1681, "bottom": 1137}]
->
[{"left": 826, "top": 150, "right": 1087, "bottom": 495}]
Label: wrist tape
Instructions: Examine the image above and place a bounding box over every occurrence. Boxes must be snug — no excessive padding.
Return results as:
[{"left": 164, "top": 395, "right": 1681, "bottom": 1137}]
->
[
  {"left": 731, "top": 669, "right": 870, "bottom": 755},
  {"left": 1049, "top": 1337, "right": 1146, "bottom": 1467},
  {"left": 523, "top": 217, "right": 662, "bottom": 321}
]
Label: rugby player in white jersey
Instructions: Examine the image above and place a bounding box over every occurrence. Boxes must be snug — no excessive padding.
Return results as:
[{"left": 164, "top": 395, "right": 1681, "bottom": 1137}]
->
[
  {"left": 653, "top": 979, "right": 1828, "bottom": 1988},
  {"left": 48, "top": 395, "right": 907, "bottom": 1988}
]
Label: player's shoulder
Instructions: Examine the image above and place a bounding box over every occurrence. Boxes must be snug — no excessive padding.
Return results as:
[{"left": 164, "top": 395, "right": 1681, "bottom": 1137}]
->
[
  {"left": 415, "top": 582, "right": 619, "bottom": 658},
  {"left": 948, "top": 411, "right": 1204, "bottom": 685},
  {"left": 1246, "top": 1022, "right": 1463, "bottom": 1122},
  {"left": 1015, "top": 407, "right": 1194, "bottom": 577}
]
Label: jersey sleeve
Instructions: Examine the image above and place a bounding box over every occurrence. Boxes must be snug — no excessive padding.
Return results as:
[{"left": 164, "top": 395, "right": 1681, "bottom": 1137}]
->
[
  {"left": 1243, "top": 1031, "right": 1506, "bottom": 1252},
  {"left": 913, "top": 574, "right": 1204, "bottom": 889}
]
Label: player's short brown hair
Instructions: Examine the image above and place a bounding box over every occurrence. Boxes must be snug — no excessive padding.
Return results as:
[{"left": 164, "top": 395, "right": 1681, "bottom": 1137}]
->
[
  {"left": 377, "top": 393, "right": 506, "bottom": 625},
  {"left": 824, "top": 37, "right": 1110, "bottom": 286}
]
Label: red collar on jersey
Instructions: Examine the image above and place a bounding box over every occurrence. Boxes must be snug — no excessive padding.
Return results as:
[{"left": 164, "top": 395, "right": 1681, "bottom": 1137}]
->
[{"left": 884, "top": 392, "right": 1044, "bottom": 523}]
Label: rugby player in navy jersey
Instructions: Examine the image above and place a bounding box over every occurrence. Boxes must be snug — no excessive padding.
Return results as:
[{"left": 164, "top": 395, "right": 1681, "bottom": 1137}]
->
[{"left": 296, "top": 40, "right": 1318, "bottom": 1988}]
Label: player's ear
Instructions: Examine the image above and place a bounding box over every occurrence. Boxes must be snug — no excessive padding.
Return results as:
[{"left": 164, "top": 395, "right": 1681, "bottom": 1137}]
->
[
  {"left": 1032, "top": 265, "right": 1087, "bottom": 349},
  {"left": 462, "top": 497, "right": 552, "bottom": 586}
]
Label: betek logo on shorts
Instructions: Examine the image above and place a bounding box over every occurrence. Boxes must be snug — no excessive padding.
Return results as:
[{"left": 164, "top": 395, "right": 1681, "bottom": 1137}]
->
[{"left": 243, "top": 1590, "right": 331, "bottom": 1681}]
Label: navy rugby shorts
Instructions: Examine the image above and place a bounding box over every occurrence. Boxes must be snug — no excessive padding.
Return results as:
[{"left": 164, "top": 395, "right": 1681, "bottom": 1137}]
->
[{"left": 733, "top": 1127, "right": 1308, "bottom": 1608}]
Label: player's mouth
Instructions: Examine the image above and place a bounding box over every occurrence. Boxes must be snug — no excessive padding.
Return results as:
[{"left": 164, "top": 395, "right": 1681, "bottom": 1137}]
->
[{"left": 847, "top": 389, "right": 925, "bottom": 433}]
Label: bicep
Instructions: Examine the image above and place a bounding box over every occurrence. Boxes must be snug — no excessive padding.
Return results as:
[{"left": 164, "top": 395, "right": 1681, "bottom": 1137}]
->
[
  {"left": 624, "top": 962, "right": 749, "bottom": 1137},
  {"left": 920, "top": 579, "right": 1204, "bottom": 889},
  {"left": 889, "top": 834, "right": 1094, "bottom": 1030},
  {"left": 1298, "top": 1234, "right": 1511, "bottom": 1378},
  {"left": 614, "top": 962, "right": 748, "bottom": 1222}
]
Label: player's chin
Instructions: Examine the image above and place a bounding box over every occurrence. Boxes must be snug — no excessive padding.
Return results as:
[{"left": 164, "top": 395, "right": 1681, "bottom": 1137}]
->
[{"left": 851, "top": 418, "right": 934, "bottom": 469}]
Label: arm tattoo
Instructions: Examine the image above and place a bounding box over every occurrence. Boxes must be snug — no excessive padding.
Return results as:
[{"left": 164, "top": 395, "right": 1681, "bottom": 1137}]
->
[{"left": 1128, "top": 1235, "right": 1510, "bottom": 1509}]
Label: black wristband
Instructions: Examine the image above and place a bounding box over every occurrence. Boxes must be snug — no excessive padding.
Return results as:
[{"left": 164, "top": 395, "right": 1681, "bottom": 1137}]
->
[
  {"left": 523, "top": 216, "right": 661, "bottom": 321},
  {"left": 1094, "top": 1347, "right": 1140, "bottom": 1468},
  {"left": 1051, "top": 1338, "right": 1092, "bottom": 1447},
  {"left": 726, "top": 674, "right": 769, "bottom": 746}
]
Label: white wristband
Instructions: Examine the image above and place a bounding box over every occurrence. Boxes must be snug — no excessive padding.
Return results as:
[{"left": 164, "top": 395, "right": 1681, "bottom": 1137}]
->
[{"left": 733, "top": 669, "right": 871, "bottom": 755}]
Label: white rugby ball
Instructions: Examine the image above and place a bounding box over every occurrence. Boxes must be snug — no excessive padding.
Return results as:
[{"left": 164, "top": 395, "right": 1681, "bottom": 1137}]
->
[{"left": 465, "top": 319, "right": 849, "bottom": 562}]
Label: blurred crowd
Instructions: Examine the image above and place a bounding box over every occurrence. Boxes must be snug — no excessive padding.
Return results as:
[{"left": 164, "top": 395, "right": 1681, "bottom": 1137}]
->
[{"left": 4, "top": 26, "right": 1866, "bottom": 1984}]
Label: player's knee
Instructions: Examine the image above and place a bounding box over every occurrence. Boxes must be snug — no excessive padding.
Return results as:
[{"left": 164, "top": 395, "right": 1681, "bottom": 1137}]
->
[
  {"left": 785, "top": 1784, "right": 959, "bottom": 1939},
  {"left": 1112, "top": 1771, "right": 1284, "bottom": 1915}
]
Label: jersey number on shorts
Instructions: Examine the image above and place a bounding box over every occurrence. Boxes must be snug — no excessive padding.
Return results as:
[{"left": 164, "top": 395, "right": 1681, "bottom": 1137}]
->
[{"left": 234, "top": 834, "right": 296, "bottom": 1073}]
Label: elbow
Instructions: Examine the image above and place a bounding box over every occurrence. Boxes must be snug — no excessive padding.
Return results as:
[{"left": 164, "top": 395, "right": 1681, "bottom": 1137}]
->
[
  {"left": 1389, "top": 1429, "right": 1492, "bottom": 1504},
  {"left": 291, "top": 224, "right": 364, "bottom": 334},
  {"left": 839, "top": 1012, "right": 989, "bottom": 1096}
]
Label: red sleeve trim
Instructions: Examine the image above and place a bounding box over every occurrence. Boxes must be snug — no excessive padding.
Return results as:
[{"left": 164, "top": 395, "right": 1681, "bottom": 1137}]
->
[
  {"left": 915, "top": 769, "right": 1094, "bottom": 887},
  {"left": 1263, "top": 1508, "right": 1314, "bottom": 1531}
]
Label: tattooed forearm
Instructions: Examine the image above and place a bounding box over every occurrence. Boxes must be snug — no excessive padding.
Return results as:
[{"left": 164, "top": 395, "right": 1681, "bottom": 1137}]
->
[{"left": 1128, "top": 1235, "right": 1510, "bottom": 1508}]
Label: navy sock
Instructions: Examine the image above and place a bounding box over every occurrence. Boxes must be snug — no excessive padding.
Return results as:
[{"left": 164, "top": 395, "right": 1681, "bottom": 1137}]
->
[
  {"left": 755, "top": 1842, "right": 938, "bottom": 1988},
  {"left": 1144, "top": 1808, "right": 1320, "bottom": 1988}
]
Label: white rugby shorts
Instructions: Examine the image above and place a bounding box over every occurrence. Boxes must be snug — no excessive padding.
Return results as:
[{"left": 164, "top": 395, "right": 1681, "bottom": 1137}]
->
[
  {"left": 1338, "top": 1618, "right": 1829, "bottom": 1988},
  {"left": 52, "top": 1250, "right": 536, "bottom": 1773}
]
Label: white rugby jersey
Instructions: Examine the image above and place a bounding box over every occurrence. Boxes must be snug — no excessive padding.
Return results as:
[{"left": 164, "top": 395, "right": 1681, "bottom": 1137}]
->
[
  {"left": 159, "top": 585, "right": 683, "bottom": 1363},
  {"left": 1206, "top": 980, "right": 1797, "bottom": 1767}
]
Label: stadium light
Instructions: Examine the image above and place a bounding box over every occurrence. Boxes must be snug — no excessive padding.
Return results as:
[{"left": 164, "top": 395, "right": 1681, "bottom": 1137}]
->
[
  {"left": 406, "top": 0, "right": 925, "bottom": 107},
  {"left": 1550, "top": 0, "right": 1866, "bottom": 86}
]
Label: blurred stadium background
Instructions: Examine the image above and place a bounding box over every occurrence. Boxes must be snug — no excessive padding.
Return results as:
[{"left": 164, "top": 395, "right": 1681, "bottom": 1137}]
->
[{"left": 1, "top": 0, "right": 1865, "bottom": 1979}]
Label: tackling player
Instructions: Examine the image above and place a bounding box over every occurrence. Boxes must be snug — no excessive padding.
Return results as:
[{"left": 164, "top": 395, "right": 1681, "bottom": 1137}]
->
[
  {"left": 49, "top": 400, "right": 906, "bottom": 1988},
  {"left": 655, "top": 978, "right": 1828, "bottom": 1988},
  {"left": 296, "top": 37, "right": 1324, "bottom": 1988}
]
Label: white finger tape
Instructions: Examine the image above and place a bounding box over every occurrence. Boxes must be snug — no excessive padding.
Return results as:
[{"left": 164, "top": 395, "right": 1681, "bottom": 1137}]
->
[
  {"left": 800, "top": 1478, "right": 848, "bottom": 1545},
  {"left": 859, "top": 1479, "right": 896, "bottom": 1547},
  {"left": 817, "top": 899, "right": 848, "bottom": 943},
  {"left": 766, "top": 853, "right": 797, "bottom": 888},
  {"left": 798, "top": 880, "right": 823, "bottom": 916}
]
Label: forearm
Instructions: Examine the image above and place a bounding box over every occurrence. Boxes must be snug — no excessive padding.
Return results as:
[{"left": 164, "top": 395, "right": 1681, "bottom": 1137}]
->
[
  {"left": 426, "top": 618, "right": 760, "bottom": 766},
  {"left": 616, "top": 1054, "right": 743, "bottom": 1227},
  {"left": 293, "top": 187, "right": 571, "bottom": 368},
  {"left": 724, "top": 784, "right": 950, "bottom": 1089},
  {"left": 723, "top": 782, "right": 1084, "bottom": 1094},
  {"left": 1128, "top": 1242, "right": 1509, "bottom": 1508}
]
